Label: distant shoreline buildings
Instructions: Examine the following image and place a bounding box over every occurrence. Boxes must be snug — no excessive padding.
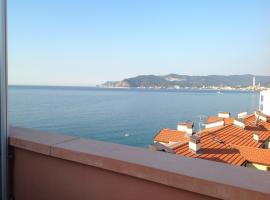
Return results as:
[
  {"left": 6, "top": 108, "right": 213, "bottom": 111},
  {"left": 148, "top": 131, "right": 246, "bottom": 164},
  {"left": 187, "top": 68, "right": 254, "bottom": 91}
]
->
[
  {"left": 252, "top": 76, "right": 263, "bottom": 91},
  {"left": 150, "top": 89, "right": 270, "bottom": 171},
  {"left": 99, "top": 74, "right": 270, "bottom": 91}
]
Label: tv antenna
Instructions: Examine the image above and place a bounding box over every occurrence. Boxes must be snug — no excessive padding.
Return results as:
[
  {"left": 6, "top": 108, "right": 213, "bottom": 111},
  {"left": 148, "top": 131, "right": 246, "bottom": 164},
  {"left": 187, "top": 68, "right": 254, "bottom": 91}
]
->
[{"left": 198, "top": 114, "right": 206, "bottom": 132}]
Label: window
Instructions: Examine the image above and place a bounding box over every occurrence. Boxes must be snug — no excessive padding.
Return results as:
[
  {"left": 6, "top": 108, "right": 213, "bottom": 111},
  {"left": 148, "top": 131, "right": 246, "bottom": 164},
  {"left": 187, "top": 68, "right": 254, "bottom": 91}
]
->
[
  {"left": 260, "top": 104, "right": 264, "bottom": 111},
  {"left": 261, "top": 95, "right": 264, "bottom": 102}
]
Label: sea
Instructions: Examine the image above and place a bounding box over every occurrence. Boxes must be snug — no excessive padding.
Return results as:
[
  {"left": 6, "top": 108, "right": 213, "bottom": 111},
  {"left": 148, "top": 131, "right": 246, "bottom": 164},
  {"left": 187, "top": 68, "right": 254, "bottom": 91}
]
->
[{"left": 8, "top": 86, "right": 259, "bottom": 148}]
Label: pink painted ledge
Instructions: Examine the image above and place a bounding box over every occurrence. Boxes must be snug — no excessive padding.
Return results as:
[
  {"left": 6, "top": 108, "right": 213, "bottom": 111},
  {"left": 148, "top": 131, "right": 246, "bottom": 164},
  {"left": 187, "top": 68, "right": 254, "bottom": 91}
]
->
[
  {"left": 9, "top": 126, "right": 78, "bottom": 155},
  {"left": 9, "top": 126, "right": 270, "bottom": 200}
]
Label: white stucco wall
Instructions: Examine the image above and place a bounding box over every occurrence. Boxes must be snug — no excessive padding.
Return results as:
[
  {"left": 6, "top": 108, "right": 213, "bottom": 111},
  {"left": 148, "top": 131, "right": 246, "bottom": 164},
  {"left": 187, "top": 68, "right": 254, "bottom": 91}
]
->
[
  {"left": 177, "top": 125, "right": 192, "bottom": 135},
  {"left": 260, "top": 90, "right": 270, "bottom": 116}
]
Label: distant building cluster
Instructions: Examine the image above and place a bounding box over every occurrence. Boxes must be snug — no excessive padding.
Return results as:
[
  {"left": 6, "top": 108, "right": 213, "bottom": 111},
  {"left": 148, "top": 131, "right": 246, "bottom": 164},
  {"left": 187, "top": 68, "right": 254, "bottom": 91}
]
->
[
  {"left": 150, "top": 90, "right": 270, "bottom": 171},
  {"left": 251, "top": 76, "right": 263, "bottom": 91}
]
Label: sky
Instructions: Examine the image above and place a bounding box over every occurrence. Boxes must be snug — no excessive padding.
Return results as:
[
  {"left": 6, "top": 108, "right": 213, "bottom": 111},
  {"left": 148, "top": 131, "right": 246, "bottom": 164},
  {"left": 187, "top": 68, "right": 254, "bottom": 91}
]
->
[{"left": 8, "top": 0, "right": 270, "bottom": 86}]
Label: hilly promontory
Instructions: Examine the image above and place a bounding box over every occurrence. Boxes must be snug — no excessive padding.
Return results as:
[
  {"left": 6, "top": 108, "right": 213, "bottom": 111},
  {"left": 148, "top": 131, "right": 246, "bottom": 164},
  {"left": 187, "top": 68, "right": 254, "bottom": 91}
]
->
[{"left": 99, "top": 74, "right": 270, "bottom": 89}]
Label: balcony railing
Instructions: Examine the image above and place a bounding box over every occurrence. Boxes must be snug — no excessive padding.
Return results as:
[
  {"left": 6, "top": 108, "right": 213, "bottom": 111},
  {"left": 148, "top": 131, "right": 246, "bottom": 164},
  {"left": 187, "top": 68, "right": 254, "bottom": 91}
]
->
[{"left": 9, "top": 126, "right": 270, "bottom": 200}]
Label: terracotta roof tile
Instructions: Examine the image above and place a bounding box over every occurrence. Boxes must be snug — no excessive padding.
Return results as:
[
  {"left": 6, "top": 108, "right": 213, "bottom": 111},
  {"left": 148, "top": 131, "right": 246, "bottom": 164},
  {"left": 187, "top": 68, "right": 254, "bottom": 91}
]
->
[
  {"left": 206, "top": 116, "right": 234, "bottom": 125},
  {"left": 245, "top": 114, "right": 270, "bottom": 132},
  {"left": 204, "top": 114, "right": 270, "bottom": 147},
  {"left": 154, "top": 129, "right": 189, "bottom": 143},
  {"left": 232, "top": 145, "right": 270, "bottom": 166},
  {"left": 206, "top": 116, "right": 223, "bottom": 124},
  {"left": 173, "top": 132, "right": 246, "bottom": 166},
  {"left": 176, "top": 121, "right": 270, "bottom": 165},
  {"left": 154, "top": 114, "right": 270, "bottom": 167}
]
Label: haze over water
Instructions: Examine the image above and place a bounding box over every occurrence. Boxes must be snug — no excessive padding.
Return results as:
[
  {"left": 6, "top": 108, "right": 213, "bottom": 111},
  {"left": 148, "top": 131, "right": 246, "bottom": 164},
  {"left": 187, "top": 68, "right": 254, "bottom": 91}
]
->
[{"left": 9, "top": 86, "right": 259, "bottom": 148}]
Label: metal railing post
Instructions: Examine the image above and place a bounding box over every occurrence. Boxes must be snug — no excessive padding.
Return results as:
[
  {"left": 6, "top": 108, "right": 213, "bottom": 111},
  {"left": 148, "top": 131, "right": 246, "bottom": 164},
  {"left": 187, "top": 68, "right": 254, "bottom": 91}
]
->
[{"left": 0, "top": 0, "right": 8, "bottom": 199}]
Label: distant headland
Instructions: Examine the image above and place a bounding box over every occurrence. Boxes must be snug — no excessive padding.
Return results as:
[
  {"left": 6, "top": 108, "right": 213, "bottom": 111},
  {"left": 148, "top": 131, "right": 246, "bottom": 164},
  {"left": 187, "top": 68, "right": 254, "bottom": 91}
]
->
[{"left": 98, "top": 74, "right": 270, "bottom": 91}]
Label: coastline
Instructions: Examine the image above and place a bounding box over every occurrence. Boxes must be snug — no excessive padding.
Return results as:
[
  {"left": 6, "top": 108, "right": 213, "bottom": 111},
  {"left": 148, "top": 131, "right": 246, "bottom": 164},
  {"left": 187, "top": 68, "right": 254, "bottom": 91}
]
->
[
  {"left": 8, "top": 85, "right": 262, "bottom": 93},
  {"left": 96, "top": 85, "right": 263, "bottom": 92}
]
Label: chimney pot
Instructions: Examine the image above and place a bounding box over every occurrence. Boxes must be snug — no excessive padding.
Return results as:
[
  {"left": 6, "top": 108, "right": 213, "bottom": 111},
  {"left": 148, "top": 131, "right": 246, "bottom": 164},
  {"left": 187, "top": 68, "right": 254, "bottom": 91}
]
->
[
  {"left": 189, "top": 135, "right": 201, "bottom": 153},
  {"left": 218, "top": 112, "right": 230, "bottom": 118},
  {"left": 253, "top": 131, "right": 260, "bottom": 142},
  {"left": 177, "top": 121, "right": 194, "bottom": 136},
  {"left": 255, "top": 111, "right": 267, "bottom": 122},
  {"left": 205, "top": 120, "right": 224, "bottom": 129},
  {"left": 233, "top": 118, "right": 245, "bottom": 129},
  {"left": 238, "top": 112, "right": 248, "bottom": 119}
]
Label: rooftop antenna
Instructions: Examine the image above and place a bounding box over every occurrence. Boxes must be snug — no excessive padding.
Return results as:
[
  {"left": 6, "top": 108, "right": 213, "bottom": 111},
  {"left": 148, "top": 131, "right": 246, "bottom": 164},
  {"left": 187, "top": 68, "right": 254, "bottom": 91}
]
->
[
  {"left": 198, "top": 114, "right": 206, "bottom": 132},
  {"left": 255, "top": 115, "right": 260, "bottom": 126}
]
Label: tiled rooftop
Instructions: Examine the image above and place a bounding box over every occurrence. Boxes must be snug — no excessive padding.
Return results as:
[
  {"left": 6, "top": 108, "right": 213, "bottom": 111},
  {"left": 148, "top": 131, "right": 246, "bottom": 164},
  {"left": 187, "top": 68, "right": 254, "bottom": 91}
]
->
[
  {"left": 206, "top": 116, "right": 234, "bottom": 125},
  {"left": 153, "top": 113, "right": 270, "bottom": 167},
  {"left": 202, "top": 124, "right": 270, "bottom": 149},
  {"left": 245, "top": 115, "right": 270, "bottom": 131},
  {"left": 153, "top": 128, "right": 189, "bottom": 143},
  {"left": 232, "top": 145, "right": 270, "bottom": 166},
  {"left": 179, "top": 114, "right": 270, "bottom": 165},
  {"left": 173, "top": 132, "right": 246, "bottom": 166}
]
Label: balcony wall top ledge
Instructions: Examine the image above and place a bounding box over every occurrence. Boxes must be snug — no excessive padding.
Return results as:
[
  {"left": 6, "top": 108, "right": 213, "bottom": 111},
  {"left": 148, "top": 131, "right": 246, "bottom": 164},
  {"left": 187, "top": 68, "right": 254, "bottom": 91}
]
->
[
  {"left": 9, "top": 126, "right": 78, "bottom": 155},
  {"left": 9, "top": 126, "right": 270, "bottom": 200}
]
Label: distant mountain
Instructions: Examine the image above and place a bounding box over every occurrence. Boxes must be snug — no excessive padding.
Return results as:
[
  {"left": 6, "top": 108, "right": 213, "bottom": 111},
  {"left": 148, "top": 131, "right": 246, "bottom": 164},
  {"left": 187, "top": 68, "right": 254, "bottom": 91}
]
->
[{"left": 99, "top": 74, "right": 270, "bottom": 88}]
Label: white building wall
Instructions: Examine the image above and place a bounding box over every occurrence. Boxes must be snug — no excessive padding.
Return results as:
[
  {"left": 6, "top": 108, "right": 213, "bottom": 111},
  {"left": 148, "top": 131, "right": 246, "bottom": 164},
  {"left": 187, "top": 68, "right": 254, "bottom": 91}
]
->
[
  {"left": 177, "top": 125, "right": 193, "bottom": 135},
  {"left": 177, "top": 125, "right": 187, "bottom": 132},
  {"left": 260, "top": 90, "right": 270, "bottom": 116}
]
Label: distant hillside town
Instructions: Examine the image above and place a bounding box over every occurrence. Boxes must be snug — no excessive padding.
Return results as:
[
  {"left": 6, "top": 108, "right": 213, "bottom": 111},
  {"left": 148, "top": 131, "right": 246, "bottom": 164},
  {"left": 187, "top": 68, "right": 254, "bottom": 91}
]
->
[
  {"left": 150, "top": 89, "right": 270, "bottom": 171},
  {"left": 99, "top": 74, "right": 270, "bottom": 91}
]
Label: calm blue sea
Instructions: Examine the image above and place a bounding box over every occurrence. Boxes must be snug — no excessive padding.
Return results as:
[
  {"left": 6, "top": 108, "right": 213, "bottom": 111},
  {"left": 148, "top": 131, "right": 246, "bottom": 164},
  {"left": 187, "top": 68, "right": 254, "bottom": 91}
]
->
[{"left": 8, "top": 86, "right": 259, "bottom": 148}]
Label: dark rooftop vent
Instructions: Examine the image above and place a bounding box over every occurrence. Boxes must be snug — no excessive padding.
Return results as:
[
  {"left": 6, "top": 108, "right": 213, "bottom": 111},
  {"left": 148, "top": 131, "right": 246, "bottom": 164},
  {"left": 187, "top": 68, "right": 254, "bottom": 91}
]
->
[{"left": 213, "top": 137, "right": 224, "bottom": 144}]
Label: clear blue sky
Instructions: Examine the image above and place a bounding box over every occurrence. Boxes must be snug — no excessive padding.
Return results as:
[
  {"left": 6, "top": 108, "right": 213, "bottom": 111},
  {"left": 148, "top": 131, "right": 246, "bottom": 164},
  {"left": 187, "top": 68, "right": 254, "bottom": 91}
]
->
[{"left": 8, "top": 0, "right": 270, "bottom": 86}]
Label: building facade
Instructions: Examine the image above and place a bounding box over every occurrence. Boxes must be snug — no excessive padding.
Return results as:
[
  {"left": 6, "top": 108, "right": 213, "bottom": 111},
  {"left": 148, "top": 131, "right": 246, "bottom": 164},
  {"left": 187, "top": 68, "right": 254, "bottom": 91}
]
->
[{"left": 260, "top": 90, "right": 270, "bottom": 116}]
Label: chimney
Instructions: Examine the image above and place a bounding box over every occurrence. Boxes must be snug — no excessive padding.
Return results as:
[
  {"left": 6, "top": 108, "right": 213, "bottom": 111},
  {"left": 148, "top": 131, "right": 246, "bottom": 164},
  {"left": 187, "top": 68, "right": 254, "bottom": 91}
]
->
[
  {"left": 255, "top": 111, "right": 267, "bottom": 122},
  {"left": 233, "top": 118, "right": 245, "bottom": 129},
  {"left": 205, "top": 120, "right": 224, "bottom": 129},
  {"left": 238, "top": 112, "right": 248, "bottom": 119},
  {"left": 189, "top": 135, "right": 201, "bottom": 153},
  {"left": 253, "top": 131, "right": 260, "bottom": 142},
  {"left": 149, "top": 142, "right": 175, "bottom": 154},
  {"left": 177, "top": 121, "right": 194, "bottom": 136},
  {"left": 218, "top": 112, "right": 230, "bottom": 118}
]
